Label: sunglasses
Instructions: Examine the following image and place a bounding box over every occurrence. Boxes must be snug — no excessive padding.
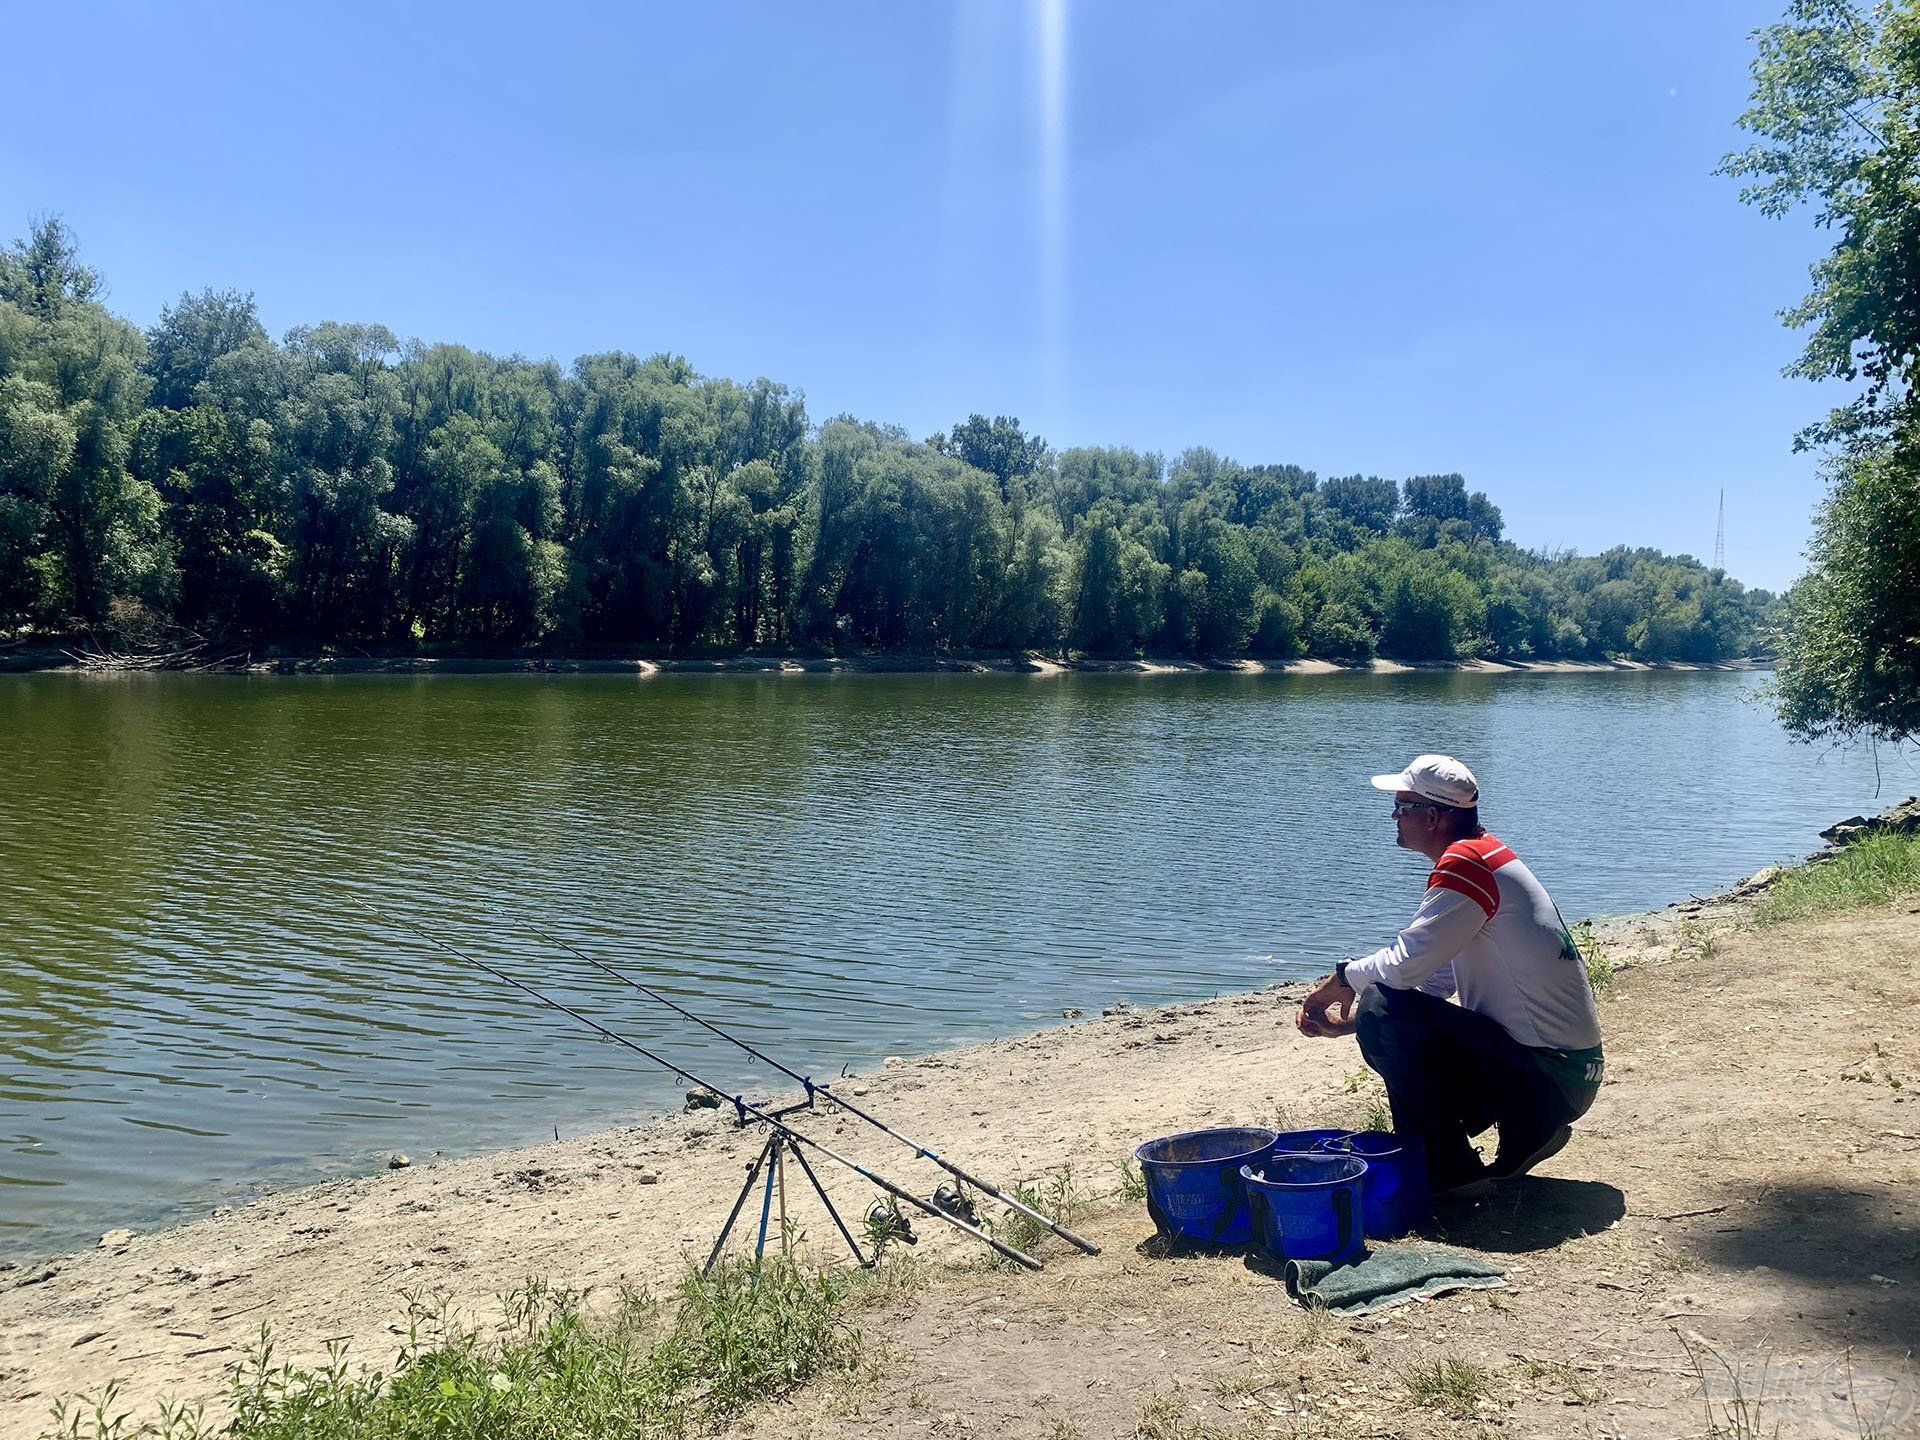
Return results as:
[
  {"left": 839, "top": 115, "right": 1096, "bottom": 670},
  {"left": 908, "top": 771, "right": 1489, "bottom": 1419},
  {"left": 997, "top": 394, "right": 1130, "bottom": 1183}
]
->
[{"left": 1391, "top": 798, "right": 1442, "bottom": 816}]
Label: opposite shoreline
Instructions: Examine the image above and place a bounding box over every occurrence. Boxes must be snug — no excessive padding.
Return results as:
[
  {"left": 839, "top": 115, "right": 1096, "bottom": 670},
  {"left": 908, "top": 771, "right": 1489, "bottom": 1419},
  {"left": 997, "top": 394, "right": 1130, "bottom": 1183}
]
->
[{"left": 1, "top": 646, "right": 1775, "bottom": 677}]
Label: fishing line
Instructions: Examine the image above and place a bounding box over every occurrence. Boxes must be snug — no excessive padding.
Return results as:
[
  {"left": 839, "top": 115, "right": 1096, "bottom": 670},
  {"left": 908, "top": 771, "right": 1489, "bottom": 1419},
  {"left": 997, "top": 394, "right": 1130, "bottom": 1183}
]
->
[
  {"left": 524, "top": 923, "right": 1100, "bottom": 1255},
  {"left": 370, "top": 906, "right": 1045, "bottom": 1271}
]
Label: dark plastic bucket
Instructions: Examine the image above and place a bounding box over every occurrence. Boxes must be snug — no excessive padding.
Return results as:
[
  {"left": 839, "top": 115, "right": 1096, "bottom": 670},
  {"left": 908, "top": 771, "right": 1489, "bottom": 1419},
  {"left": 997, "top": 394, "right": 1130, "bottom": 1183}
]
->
[
  {"left": 1241, "top": 1153, "right": 1368, "bottom": 1265},
  {"left": 1271, "top": 1127, "right": 1354, "bottom": 1156},
  {"left": 1324, "top": 1131, "right": 1431, "bottom": 1239},
  {"left": 1134, "top": 1126, "right": 1278, "bottom": 1245}
]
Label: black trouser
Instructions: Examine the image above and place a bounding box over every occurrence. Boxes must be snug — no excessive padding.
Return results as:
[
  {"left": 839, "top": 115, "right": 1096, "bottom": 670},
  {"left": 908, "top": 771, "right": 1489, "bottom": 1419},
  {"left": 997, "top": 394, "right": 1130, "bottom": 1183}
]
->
[{"left": 1355, "top": 984, "right": 1595, "bottom": 1183}]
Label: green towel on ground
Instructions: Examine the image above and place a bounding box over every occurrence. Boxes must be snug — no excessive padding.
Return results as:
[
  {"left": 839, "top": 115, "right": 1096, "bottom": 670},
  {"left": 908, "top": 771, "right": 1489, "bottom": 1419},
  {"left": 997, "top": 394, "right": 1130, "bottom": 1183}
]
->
[{"left": 1284, "top": 1243, "right": 1507, "bottom": 1316}]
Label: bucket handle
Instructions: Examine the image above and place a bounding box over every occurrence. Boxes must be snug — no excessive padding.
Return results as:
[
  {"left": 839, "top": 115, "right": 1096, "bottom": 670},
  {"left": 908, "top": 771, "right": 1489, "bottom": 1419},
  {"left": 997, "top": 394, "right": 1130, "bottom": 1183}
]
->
[
  {"left": 1146, "top": 1191, "right": 1173, "bottom": 1241},
  {"left": 1210, "top": 1161, "right": 1246, "bottom": 1240},
  {"left": 1333, "top": 1184, "right": 1356, "bottom": 1254},
  {"left": 1248, "top": 1185, "right": 1272, "bottom": 1256}
]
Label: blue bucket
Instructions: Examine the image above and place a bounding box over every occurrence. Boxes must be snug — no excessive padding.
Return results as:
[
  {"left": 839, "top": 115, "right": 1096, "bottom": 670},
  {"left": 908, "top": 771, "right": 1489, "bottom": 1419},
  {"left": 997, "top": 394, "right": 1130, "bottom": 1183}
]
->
[
  {"left": 1134, "top": 1127, "right": 1278, "bottom": 1245},
  {"left": 1325, "top": 1131, "right": 1431, "bottom": 1239},
  {"left": 1241, "top": 1153, "right": 1368, "bottom": 1265},
  {"left": 1271, "top": 1127, "right": 1354, "bottom": 1156}
]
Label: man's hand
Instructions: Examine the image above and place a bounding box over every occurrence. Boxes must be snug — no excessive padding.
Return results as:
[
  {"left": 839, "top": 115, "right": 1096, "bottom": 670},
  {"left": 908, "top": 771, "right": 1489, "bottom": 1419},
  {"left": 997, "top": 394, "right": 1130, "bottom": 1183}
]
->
[{"left": 1295, "top": 971, "right": 1358, "bottom": 1038}]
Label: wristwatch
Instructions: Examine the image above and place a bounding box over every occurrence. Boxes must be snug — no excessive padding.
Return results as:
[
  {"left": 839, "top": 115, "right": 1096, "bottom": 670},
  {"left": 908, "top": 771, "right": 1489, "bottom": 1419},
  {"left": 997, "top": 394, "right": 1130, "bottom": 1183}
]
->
[{"left": 1333, "top": 959, "right": 1352, "bottom": 990}]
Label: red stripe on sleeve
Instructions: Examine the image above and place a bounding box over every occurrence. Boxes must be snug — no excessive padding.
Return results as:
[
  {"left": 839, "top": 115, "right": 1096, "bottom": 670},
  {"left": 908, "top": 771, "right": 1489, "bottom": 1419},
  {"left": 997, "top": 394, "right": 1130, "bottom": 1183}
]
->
[{"left": 1428, "top": 854, "right": 1500, "bottom": 917}]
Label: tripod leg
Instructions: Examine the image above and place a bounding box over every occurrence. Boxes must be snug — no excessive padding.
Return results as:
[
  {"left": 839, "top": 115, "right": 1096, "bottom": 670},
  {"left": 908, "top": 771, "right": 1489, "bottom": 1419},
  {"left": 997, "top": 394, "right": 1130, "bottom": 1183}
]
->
[
  {"left": 787, "top": 1136, "right": 872, "bottom": 1268},
  {"left": 704, "top": 1133, "right": 777, "bottom": 1277},
  {"left": 777, "top": 1139, "right": 790, "bottom": 1256},
  {"left": 754, "top": 1133, "right": 780, "bottom": 1260}
]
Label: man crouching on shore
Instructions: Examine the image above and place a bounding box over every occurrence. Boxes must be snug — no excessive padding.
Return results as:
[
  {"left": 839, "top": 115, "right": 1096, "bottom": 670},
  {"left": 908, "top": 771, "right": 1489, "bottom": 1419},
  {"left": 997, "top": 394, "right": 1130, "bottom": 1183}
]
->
[{"left": 1295, "top": 754, "right": 1605, "bottom": 1199}]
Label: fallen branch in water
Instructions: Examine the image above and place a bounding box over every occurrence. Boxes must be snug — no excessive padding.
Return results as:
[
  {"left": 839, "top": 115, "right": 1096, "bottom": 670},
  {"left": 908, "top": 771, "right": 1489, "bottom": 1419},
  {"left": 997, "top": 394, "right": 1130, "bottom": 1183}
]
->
[{"left": 61, "top": 639, "right": 252, "bottom": 672}]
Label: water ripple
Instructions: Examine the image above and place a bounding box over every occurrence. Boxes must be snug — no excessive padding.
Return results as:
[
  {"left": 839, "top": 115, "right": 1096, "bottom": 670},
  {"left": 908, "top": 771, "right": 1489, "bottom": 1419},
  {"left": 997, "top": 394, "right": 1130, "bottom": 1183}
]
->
[{"left": 0, "top": 669, "right": 1890, "bottom": 1257}]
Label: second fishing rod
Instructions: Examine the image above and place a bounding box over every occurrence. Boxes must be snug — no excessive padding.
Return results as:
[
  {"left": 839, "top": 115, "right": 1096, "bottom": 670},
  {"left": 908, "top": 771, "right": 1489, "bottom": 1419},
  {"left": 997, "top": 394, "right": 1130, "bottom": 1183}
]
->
[
  {"left": 376, "top": 908, "right": 1047, "bottom": 1271},
  {"left": 523, "top": 923, "right": 1101, "bottom": 1257}
]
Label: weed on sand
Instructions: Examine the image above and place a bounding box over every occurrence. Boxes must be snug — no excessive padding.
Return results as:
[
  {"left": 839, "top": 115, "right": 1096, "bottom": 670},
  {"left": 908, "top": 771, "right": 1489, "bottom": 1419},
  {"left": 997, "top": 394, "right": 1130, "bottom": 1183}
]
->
[
  {"left": 1754, "top": 831, "right": 1920, "bottom": 924},
  {"left": 45, "top": 1257, "right": 860, "bottom": 1440},
  {"left": 1569, "top": 919, "right": 1613, "bottom": 995},
  {"left": 1401, "top": 1357, "right": 1494, "bottom": 1419},
  {"left": 989, "top": 1162, "right": 1088, "bottom": 1265},
  {"left": 1132, "top": 1390, "right": 1239, "bottom": 1440}
]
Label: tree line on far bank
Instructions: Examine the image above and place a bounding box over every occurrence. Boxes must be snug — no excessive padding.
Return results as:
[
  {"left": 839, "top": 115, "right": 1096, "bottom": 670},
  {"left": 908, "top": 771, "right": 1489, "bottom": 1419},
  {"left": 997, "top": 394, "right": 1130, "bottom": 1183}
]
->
[{"left": 0, "top": 221, "right": 1776, "bottom": 664}]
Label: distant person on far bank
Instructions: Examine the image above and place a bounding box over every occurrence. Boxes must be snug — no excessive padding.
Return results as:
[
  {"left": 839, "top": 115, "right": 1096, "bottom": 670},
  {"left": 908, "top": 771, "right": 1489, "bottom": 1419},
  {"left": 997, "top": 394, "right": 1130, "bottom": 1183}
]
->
[{"left": 1295, "top": 754, "right": 1604, "bottom": 1199}]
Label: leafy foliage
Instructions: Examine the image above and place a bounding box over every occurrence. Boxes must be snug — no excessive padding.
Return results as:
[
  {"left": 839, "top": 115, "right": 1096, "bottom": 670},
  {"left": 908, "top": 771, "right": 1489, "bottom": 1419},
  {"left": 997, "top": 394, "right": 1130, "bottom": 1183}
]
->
[
  {"left": 0, "top": 219, "right": 1778, "bottom": 661},
  {"left": 1722, "top": 0, "right": 1917, "bottom": 451},
  {"left": 1725, "top": 1, "right": 1920, "bottom": 743},
  {"left": 1773, "top": 443, "right": 1920, "bottom": 740}
]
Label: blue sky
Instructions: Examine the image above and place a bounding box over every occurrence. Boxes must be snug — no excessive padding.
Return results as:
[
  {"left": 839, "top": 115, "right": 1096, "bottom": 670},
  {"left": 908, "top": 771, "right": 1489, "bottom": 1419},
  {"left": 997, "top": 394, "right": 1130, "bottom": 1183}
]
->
[{"left": 5, "top": 2, "right": 1829, "bottom": 591}]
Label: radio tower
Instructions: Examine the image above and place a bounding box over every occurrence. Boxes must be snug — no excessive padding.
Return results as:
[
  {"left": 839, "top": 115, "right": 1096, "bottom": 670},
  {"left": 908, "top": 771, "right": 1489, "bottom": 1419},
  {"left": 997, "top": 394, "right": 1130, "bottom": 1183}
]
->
[{"left": 1713, "top": 489, "right": 1725, "bottom": 573}]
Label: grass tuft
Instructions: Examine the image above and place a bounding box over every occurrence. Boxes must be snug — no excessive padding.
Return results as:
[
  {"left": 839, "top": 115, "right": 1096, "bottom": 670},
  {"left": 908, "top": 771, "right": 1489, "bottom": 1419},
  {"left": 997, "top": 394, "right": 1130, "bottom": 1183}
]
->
[
  {"left": 1401, "top": 1357, "right": 1494, "bottom": 1418},
  {"left": 1569, "top": 919, "right": 1613, "bottom": 995},
  {"left": 661, "top": 1255, "right": 855, "bottom": 1416},
  {"left": 989, "top": 1162, "right": 1087, "bottom": 1265},
  {"left": 45, "top": 1257, "right": 857, "bottom": 1440},
  {"left": 1132, "top": 1390, "right": 1232, "bottom": 1440},
  {"left": 1753, "top": 831, "right": 1920, "bottom": 924}
]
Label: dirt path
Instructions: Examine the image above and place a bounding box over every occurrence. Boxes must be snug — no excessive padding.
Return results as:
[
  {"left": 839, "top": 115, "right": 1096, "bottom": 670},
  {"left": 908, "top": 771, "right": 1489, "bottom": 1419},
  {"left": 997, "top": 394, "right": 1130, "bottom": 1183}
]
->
[
  {"left": 753, "top": 901, "right": 1920, "bottom": 1440},
  {"left": 4, "top": 893, "right": 1916, "bottom": 1438}
]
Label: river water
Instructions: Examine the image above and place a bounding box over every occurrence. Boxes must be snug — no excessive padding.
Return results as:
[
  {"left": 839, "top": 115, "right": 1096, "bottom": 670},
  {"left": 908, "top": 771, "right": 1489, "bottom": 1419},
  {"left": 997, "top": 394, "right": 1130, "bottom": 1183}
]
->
[{"left": 0, "top": 668, "right": 1897, "bottom": 1259}]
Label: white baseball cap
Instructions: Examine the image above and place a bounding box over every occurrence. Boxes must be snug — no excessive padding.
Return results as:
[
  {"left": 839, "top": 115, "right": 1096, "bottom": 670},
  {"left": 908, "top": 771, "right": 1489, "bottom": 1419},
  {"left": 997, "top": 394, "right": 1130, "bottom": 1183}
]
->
[{"left": 1370, "top": 753, "right": 1479, "bottom": 808}]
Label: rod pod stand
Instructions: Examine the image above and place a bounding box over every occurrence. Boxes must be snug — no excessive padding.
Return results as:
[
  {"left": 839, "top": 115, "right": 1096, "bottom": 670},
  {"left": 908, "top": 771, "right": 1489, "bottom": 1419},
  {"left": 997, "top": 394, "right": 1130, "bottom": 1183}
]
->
[
  {"left": 528, "top": 925, "right": 1100, "bottom": 1257},
  {"left": 370, "top": 909, "right": 1045, "bottom": 1272},
  {"left": 703, "top": 1097, "right": 872, "bottom": 1276}
]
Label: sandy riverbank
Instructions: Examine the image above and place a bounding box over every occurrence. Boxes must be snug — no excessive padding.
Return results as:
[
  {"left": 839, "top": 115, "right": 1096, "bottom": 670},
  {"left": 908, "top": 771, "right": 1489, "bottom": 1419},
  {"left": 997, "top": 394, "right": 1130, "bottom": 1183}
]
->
[
  {"left": 5, "top": 871, "right": 1910, "bottom": 1439},
  {"left": 1, "top": 645, "right": 1771, "bottom": 677}
]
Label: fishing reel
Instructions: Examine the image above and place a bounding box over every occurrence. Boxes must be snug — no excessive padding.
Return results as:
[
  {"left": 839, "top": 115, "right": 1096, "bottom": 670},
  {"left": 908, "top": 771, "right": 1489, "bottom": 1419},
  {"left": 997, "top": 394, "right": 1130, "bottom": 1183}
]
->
[
  {"left": 864, "top": 1197, "right": 918, "bottom": 1249},
  {"left": 928, "top": 1179, "right": 977, "bottom": 1225}
]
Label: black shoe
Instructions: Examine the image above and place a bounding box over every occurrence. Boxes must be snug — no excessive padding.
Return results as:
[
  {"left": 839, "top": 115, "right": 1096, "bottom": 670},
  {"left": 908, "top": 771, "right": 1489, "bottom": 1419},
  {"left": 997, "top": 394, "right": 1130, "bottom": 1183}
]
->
[
  {"left": 1430, "top": 1158, "right": 1492, "bottom": 1202},
  {"left": 1489, "top": 1123, "right": 1572, "bottom": 1181}
]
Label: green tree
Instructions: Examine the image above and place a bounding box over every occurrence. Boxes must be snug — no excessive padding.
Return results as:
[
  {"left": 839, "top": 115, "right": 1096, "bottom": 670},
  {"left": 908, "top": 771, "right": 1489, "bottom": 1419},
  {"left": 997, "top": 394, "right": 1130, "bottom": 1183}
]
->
[
  {"left": 0, "top": 219, "right": 168, "bottom": 627},
  {"left": 0, "top": 373, "right": 75, "bottom": 624},
  {"left": 1376, "top": 543, "right": 1485, "bottom": 662},
  {"left": 938, "top": 414, "right": 1048, "bottom": 499},
  {"left": 1773, "top": 444, "right": 1920, "bottom": 739},
  {"left": 1068, "top": 501, "right": 1168, "bottom": 652},
  {"left": 146, "top": 289, "right": 269, "bottom": 410},
  {"left": 1722, "top": 0, "right": 1918, "bottom": 450},
  {"left": 276, "top": 322, "right": 409, "bottom": 640},
  {"left": 1727, "top": 1, "right": 1920, "bottom": 739},
  {"left": 1319, "top": 474, "right": 1399, "bottom": 541},
  {"left": 132, "top": 403, "right": 281, "bottom": 634},
  {"left": 989, "top": 508, "right": 1070, "bottom": 652},
  {"left": 1308, "top": 599, "right": 1377, "bottom": 663},
  {"left": 1397, "top": 474, "right": 1504, "bottom": 548},
  {"left": 1248, "top": 586, "right": 1303, "bottom": 657}
]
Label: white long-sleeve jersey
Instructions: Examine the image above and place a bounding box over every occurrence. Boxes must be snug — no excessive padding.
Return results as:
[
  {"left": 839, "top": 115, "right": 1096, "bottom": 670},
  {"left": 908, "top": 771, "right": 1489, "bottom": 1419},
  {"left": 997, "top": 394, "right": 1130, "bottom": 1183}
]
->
[{"left": 1344, "top": 833, "right": 1603, "bottom": 1054}]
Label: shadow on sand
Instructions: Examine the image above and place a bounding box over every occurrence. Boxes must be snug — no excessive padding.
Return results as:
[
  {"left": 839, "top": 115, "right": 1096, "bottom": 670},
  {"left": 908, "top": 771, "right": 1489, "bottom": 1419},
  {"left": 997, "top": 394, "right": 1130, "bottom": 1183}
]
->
[
  {"left": 1426, "top": 1176, "right": 1627, "bottom": 1253},
  {"left": 1690, "top": 1179, "right": 1920, "bottom": 1355}
]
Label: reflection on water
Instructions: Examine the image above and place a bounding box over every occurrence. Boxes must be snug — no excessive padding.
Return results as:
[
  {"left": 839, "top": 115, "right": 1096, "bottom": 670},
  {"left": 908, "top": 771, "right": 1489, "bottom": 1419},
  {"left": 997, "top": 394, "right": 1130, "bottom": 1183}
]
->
[{"left": 0, "top": 669, "right": 1894, "bottom": 1257}]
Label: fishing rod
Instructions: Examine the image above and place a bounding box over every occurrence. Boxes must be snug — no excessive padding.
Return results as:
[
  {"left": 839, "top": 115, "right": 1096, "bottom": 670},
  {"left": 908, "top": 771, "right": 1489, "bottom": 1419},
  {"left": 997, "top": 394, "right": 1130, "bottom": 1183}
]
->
[
  {"left": 373, "top": 908, "right": 1044, "bottom": 1272},
  {"left": 525, "top": 924, "right": 1101, "bottom": 1257}
]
